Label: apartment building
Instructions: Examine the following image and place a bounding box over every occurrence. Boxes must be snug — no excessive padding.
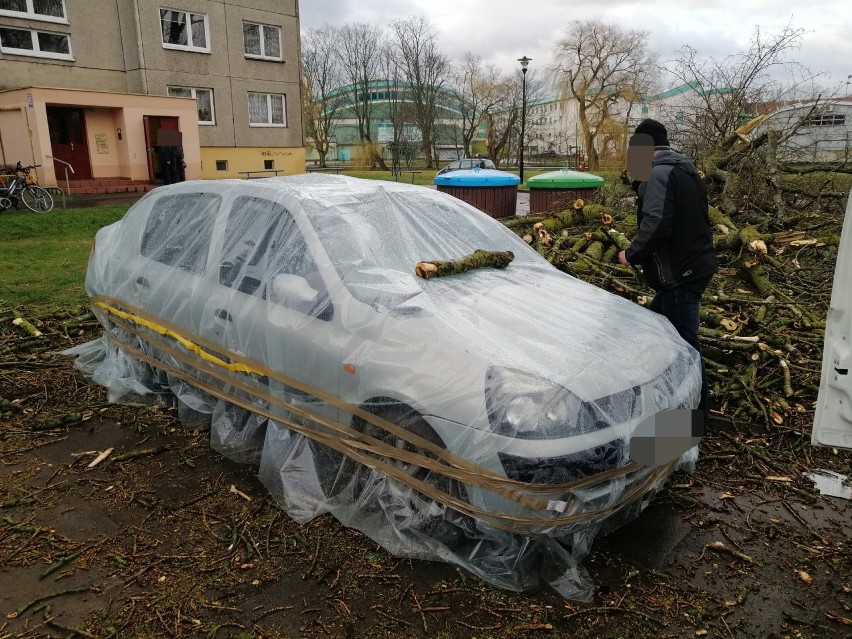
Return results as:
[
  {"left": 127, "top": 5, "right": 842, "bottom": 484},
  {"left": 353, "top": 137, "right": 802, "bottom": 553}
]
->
[{"left": 0, "top": 0, "right": 303, "bottom": 188}]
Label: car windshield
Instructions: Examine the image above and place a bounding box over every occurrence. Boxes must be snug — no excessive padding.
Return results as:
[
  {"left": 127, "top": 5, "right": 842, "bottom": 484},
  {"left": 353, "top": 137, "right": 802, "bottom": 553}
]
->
[
  {"left": 441, "top": 158, "right": 496, "bottom": 172},
  {"left": 305, "top": 189, "right": 542, "bottom": 307}
]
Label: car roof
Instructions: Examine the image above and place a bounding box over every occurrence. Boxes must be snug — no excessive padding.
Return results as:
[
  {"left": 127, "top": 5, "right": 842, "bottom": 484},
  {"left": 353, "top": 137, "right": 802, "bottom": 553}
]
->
[{"left": 163, "top": 174, "right": 423, "bottom": 199}]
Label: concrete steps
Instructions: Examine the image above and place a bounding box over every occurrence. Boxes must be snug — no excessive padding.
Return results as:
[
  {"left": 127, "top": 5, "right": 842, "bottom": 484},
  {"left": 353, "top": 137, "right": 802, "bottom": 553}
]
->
[{"left": 67, "top": 178, "right": 156, "bottom": 195}]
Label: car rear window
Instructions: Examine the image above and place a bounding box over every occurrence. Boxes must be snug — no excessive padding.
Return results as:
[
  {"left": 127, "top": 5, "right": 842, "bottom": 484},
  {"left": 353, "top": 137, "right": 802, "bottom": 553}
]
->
[{"left": 140, "top": 193, "right": 220, "bottom": 274}]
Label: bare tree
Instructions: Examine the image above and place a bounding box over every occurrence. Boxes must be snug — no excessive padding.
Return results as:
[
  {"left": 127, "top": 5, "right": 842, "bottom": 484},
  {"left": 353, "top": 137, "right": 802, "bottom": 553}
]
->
[
  {"left": 389, "top": 16, "right": 450, "bottom": 168},
  {"left": 302, "top": 26, "right": 344, "bottom": 168},
  {"left": 378, "top": 43, "right": 420, "bottom": 170},
  {"left": 554, "top": 19, "right": 656, "bottom": 171},
  {"left": 665, "top": 24, "right": 809, "bottom": 158},
  {"left": 449, "top": 53, "right": 503, "bottom": 158},
  {"left": 482, "top": 72, "right": 524, "bottom": 168},
  {"left": 337, "top": 22, "right": 387, "bottom": 169}
]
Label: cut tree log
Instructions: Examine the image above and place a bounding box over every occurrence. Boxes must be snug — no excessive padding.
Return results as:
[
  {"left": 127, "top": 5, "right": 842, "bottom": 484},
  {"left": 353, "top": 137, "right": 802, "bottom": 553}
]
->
[{"left": 415, "top": 250, "right": 515, "bottom": 279}]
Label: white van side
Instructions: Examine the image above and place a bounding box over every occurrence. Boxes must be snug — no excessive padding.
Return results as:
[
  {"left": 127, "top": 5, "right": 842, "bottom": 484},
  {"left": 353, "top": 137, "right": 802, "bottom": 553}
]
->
[{"left": 813, "top": 189, "right": 852, "bottom": 449}]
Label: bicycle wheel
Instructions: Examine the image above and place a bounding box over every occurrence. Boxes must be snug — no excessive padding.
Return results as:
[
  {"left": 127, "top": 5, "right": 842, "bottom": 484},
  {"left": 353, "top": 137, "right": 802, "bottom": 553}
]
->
[{"left": 20, "top": 185, "right": 53, "bottom": 212}]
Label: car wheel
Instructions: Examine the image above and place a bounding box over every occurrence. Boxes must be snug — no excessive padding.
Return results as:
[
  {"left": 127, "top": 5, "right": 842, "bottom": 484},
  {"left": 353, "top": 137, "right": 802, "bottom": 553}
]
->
[
  {"left": 314, "top": 401, "right": 472, "bottom": 548},
  {"left": 211, "top": 398, "right": 269, "bottom": 464}
]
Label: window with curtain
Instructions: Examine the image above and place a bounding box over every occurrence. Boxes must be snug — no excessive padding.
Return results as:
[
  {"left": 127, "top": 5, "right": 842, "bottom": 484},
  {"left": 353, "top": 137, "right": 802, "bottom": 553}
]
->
[
  {"left": 248, "top": 93, "right": 286, "bottom": 127},
  {"left": 243, "top": 22, "right": 282, "bottom": 60},
  {"left": 160, "top": 8, "right": 209, "bottom": 52}
]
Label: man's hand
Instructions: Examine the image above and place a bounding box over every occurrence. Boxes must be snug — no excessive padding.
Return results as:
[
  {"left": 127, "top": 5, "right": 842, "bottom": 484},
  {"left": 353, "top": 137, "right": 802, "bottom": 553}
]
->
[{"left": 618, "top": 250, "right": 630, "bottom": 266}]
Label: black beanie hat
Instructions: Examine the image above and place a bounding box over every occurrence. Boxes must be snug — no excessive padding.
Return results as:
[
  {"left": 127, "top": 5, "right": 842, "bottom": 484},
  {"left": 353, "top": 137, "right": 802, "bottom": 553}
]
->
[{"left": 634, "top": 119, "right": 670, "bottom": 148}]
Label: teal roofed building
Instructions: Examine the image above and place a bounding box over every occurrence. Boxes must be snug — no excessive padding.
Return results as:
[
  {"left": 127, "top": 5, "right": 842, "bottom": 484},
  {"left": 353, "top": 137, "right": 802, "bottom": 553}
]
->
[{"left": 306, "top": 80, "right": 487, "bottom": 165}]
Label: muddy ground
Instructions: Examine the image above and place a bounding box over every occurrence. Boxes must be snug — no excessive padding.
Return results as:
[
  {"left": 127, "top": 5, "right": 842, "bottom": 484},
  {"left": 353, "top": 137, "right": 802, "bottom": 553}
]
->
[{"left": 1, "top": 315, "right": 851, "bottom": 639}]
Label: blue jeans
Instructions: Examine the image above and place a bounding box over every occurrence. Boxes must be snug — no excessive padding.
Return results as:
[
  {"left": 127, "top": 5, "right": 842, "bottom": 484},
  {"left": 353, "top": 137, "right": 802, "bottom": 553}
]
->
[{"left": 649, "top": 279, "right": 710, "bottom": 416}]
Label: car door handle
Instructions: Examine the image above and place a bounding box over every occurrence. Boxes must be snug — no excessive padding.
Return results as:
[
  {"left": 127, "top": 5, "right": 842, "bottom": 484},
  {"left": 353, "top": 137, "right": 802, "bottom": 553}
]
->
[
  {"left": 136, "top": 276, "right": 150, "bottom": 288},
  {"left": 215, "top": 309, "right": 233, "bottom": 322}
]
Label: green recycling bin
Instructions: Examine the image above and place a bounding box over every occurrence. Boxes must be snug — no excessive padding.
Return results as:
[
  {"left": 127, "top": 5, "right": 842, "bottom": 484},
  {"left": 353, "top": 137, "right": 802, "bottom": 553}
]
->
[{"left": 528, "top": 169, "right": 605, "bottom": 214}]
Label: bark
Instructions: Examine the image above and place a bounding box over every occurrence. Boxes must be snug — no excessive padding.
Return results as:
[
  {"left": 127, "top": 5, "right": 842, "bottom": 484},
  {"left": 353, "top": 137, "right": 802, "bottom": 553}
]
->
[{"left": 415, "top": 250, "right": 515, "bottom": 279}]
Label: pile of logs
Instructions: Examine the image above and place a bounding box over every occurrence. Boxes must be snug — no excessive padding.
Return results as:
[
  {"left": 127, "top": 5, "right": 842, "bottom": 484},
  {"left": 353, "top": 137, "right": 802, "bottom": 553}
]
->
[{"left": 503, "top": 175, "right": 846, "bottom": 429}]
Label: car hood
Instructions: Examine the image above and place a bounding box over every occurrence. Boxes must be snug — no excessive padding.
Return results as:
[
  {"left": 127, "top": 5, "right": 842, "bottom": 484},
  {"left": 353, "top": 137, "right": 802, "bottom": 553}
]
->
[{"left": 389, "top": 263, "right": 692, "bottom": 400}]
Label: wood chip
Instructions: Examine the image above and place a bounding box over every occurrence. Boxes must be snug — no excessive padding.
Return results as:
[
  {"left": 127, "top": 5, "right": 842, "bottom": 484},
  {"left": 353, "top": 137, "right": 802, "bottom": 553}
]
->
[
  {"left": 765, "top": 476, "right": 793, "bottom": 483},
  {"left": 748, "top": 239, "right": 768, "bottom": 254},
  {"left": 720, "top": 318, "right": 738, "bottom": 331},
  {"left": 229, "top": 485, "right": 252, "bottom": 501},
  {"left": 87, "top": 448, "right": 114, "bottom": 469},
  {"left": 797, "top": 570, "right": 813, "bottom": 585},
  {"left": 825, "top": 611, "right": 852, "bottom": 625}
]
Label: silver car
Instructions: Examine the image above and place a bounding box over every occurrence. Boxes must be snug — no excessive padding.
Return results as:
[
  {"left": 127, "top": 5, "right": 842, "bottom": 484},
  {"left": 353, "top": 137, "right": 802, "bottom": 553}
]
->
[
  {"left": 78, "top": 174, "right": 701, "bottom": 594},
  {"left": 436, "top": 157, "right": 497, "bottom": 175}
]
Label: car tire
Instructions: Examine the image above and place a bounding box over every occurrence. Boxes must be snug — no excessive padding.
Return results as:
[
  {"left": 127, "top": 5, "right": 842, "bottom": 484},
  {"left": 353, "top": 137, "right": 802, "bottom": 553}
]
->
[
  {"left": 313, "top": 401, "right": 471, "bottom": 548},
  {"left": 211, "top": 398, "right": 269, "bottom": 464}
]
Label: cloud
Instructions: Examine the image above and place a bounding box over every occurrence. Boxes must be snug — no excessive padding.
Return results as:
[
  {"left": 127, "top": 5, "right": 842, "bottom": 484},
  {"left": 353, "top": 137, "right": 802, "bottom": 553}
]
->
[{"left": 299, "top": 0, "right": 852, "bottom": 91}]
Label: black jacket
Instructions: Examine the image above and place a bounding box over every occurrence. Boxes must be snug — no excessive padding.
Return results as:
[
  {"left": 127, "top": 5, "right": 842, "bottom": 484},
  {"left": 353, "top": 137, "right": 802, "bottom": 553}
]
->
[{"left": 625, "top": 149, "right": 717, "bottom": 290}]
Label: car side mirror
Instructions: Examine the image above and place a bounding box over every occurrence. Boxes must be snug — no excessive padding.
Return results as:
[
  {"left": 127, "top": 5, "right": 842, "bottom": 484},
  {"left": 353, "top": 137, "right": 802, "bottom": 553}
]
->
[{"left": 270, "top": 273, "right": 318, "bottom": 309}]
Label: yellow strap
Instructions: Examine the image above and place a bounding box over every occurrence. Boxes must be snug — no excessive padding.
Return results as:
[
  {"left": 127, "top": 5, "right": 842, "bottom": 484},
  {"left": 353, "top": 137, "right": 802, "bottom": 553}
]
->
[{"left": 94, "top": 301, "right": 259, "bottom": 375}]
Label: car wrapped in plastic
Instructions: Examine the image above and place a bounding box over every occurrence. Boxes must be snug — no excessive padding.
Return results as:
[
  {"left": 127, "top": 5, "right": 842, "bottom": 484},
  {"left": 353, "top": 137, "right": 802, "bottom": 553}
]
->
[{"left": 66, "top": 174, "right": 702, "bottom": 598}]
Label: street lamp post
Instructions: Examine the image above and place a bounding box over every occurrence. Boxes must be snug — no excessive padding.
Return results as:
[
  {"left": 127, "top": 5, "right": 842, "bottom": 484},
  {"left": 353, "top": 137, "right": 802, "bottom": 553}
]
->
[{"left": 518, "top": 55, "right": 531, "bottom": 183}]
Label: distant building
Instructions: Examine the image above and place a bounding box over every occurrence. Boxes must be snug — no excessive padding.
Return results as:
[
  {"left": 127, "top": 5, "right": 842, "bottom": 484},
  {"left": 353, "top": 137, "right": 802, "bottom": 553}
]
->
[
  {"left": 0, "top": 0, "right": 303, "bottom": 190},
  {"left": 307, "top": 80, "right": 484, "bottom": 165},
  {"left": 750, "top": 99, "right": 852, "bottom": 163}
]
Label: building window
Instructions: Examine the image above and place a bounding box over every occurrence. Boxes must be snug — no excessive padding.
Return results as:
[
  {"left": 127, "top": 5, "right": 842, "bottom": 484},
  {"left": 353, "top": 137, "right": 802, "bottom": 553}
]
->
[
  {"left": 0, "top": 0, "right": 66, "bottom": 23},
  {"left": 216, "top": 160, "right": 228, "bottom": 171},
  {"left": 168, "top": 87, "right": 214, "bottom": 125},
  {"left": 807, "top": 114, "right": 845, "bottom": 127},
  {"left": 160, "top": 7, "right": 209, "bottom": 53},
  {"left": 264, "top": 160, "right": 274, "bottom": 170},
  {"left": 248, "top": 93, "right": 286, "bottom": 127},
  {"left": 0, "top": 26, "right": 71, "bottom": 59},
  {"left": 243, "top": 22, "right": 281, "bottom": 60}
]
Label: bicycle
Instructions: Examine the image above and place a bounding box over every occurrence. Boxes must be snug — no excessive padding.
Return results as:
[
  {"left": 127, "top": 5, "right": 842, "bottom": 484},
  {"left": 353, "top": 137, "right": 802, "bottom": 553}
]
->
[{"left": 0, "top": 162, "right": 54, "bottom": 212}]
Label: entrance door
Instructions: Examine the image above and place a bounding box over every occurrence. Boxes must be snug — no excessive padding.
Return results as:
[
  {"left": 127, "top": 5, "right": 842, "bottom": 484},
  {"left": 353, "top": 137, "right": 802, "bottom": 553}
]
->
[
  {"left": 813, "top": 190, "right": 852, "bottom": 449},
  {"left": 47, "top": 107, "right": 92, "bottom": 179},
  {"left": 143, "top": 116, "right": 180, "bottom": 182}
]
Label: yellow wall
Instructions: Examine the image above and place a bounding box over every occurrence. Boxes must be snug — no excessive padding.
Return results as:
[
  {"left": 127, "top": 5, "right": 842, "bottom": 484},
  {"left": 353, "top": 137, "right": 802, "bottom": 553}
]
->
[{"left": 200, "top": 146, "right": 306, "bottom": 179}]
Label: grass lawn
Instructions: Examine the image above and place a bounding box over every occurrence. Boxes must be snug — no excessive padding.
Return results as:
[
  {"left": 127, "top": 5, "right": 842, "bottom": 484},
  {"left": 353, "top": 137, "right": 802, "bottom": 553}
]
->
[{"left": 0, "top": 205, "right": 130, "bottom": 312}]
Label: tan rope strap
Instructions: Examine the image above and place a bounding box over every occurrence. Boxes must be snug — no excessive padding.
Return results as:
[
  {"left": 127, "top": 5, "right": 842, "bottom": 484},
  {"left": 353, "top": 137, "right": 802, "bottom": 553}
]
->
[
  {"left": 90, "top": 296, "right": 672, "bottom": 531},
  {"left": 91, "top": 296, "right": 643, "bottom": 494},
  {"left": 99, "top": 325, "right": 674, "bottom": 535}
]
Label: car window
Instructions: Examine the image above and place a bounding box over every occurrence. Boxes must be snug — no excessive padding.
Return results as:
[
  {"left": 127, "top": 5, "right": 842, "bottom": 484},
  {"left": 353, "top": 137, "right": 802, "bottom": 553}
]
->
[
  {"left": 219, "top": 196, "right": 333, "bottom": 320},
  {"left": 140, "top": 193, "right": 220, "bottom": 274},
  {"left": 309, "top": 190, "right": 540, "bottom": 305}
]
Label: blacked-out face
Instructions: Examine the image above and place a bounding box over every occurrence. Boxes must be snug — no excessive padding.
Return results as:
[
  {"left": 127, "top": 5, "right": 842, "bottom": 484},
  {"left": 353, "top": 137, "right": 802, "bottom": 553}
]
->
[{"left": 626, "top": 133, "right": 654, "bottom": 182}]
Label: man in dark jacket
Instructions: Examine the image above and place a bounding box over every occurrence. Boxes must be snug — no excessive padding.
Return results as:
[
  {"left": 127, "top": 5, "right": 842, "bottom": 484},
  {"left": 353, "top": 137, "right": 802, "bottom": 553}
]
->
[{"left": 618, "top": 119, "right": 717, "bottom": 416}]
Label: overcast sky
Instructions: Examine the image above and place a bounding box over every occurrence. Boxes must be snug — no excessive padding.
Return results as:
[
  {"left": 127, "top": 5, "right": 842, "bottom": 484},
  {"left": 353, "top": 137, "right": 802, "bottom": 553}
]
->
[{"left": 299, "top": 0, "right": 851, "bottom": 97}]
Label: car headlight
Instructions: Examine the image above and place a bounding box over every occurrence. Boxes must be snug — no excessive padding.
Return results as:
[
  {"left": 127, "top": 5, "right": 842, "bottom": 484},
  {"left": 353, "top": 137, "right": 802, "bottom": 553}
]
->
[{"left": 485, "top": 366, "right": 629, "bottom": 439}]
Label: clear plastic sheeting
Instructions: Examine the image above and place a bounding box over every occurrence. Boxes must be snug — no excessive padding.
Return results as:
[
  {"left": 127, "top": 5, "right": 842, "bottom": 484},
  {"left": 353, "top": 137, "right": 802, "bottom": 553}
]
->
[{"left": 65, "top": 175, "right": 702, "bottom": 599}]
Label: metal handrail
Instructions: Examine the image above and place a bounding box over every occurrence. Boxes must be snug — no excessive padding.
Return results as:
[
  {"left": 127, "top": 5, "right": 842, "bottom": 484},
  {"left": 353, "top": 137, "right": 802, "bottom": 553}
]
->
[{"left": 46, "top": 155, "right": 74, "bottom": 209}]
